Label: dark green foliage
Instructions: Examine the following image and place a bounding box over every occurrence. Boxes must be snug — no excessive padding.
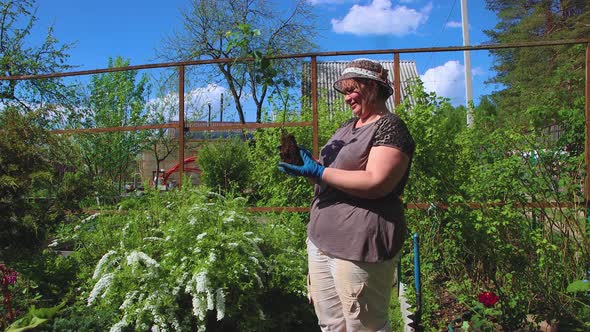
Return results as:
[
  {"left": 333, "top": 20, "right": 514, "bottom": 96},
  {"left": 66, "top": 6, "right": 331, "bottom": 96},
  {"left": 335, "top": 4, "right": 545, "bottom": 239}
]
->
[
  {"left": 0, "top": 107, "right": 101, "bottom": 259},
  {"left": 52, "top": 171, "right": 95, "bottom": 212},
  {"left": 50, "top": 304, "right": 119, "bottom": 332},
  {"left": 0, "top": 109, "right": 88, "bottom": 330},
  {"left": 484, "top": 0, "right": 588, "bottom": 128},
  {"left": 0, "top": 108, "right": 54, "bottom": 255}
]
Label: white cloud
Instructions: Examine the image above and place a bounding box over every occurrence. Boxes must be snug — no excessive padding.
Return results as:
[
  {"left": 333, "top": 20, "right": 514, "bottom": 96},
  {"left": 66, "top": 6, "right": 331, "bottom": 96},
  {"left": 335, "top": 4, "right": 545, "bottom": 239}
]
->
[
  {"left": 472, "top": 67, "right": 485, "bottom": 76},
  {"left": 145, "top": 84, "right": 228, "bottom": 122},
  {"left": 420, "top": 60, "right": 464, "bottom": 104},
  {"left": 331, "top": 0, "right": 432, "bottom": 36},
  {"left": 445, "top": 21, "right": 462, "bottom": 28},
  {"left": 307, "top": 0, "right": 353, "bottom": 5}
]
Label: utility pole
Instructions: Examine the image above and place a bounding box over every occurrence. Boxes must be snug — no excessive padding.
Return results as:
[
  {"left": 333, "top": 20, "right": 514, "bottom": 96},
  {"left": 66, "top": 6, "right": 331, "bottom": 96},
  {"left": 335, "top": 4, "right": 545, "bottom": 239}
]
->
[
  {"left": 207, "top": 101, "right": 211, "bottom": 126},
  {"left": 461, "top": 0, "right": 474, "bottom": 127},
  {"left": 220, "top": 93, "right": 224, "bottom": 123}
]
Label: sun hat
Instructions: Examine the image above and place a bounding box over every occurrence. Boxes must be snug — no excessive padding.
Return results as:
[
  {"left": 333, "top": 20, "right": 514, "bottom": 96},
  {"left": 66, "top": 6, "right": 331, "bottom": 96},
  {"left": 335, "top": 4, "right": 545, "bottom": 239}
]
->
[{"left": 333, "top": 58, "right": 393, "bottom": 97}]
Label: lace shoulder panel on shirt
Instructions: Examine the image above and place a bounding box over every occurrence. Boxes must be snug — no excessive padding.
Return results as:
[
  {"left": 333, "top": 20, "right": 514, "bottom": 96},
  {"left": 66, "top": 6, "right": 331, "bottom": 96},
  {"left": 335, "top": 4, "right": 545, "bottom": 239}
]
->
[{"left": 373, "top": 113, "right": 415, "bottom": 156}]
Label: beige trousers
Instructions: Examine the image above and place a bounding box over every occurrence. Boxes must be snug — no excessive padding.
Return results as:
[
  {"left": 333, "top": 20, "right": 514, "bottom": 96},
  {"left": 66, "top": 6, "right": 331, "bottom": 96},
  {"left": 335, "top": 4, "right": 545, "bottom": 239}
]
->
[{"left": 307, "top": 238, "right": 400, "bottom": 332}]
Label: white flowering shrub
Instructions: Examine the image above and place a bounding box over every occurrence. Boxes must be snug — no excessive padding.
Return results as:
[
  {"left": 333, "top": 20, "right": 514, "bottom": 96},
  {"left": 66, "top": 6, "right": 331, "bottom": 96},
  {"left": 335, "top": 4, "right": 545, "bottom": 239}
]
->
[{"left": 53, "top": 184, "right": 314, "bottom": 331}]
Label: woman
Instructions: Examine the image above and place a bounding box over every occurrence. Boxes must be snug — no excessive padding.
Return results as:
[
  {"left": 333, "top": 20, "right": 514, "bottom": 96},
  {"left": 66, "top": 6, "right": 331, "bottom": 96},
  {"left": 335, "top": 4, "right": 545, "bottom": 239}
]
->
[{"left": 279, "top": 58, "right": 415, "bottom": 332}]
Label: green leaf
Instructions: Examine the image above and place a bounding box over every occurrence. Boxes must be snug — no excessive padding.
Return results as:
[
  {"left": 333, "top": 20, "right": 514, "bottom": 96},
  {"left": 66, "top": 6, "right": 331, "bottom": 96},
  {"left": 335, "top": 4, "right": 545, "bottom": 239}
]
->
[
  {"left": 461, "top": 320, "right": 470, "bottom": 330},
  {"left": 31, "top": 301, "right": 66, "bottom": 318},
  {"left": 566, "top": 280, "right": 590, "bottom": 293},
  {"left": 6, "top": 317, "right": 48, "bottom": 332},
  {"left": 5, "top": 301, "right": 65, "bottom": 331}
]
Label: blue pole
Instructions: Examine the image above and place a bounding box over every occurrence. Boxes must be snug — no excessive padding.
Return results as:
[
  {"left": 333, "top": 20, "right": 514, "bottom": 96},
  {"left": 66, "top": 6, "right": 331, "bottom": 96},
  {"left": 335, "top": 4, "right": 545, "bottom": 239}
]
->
[
  {"left": 587, "top": 207, "right": 590, "bottom": 280},
  {"left": 413, "top": 233, "right": 422, "bottom": 325},
  {"left": 397, "top": 257, "right": 402, "bottom": 292}
]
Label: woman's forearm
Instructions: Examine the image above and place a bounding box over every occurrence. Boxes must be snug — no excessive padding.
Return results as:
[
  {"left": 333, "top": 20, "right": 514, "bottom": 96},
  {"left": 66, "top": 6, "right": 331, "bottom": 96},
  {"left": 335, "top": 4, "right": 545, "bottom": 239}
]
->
[
  {"left": 319, "top": 147, "right": 410, "bottom": 199},
  {"left": 320, "top": 167, "right": 396, "bottom": 199}
]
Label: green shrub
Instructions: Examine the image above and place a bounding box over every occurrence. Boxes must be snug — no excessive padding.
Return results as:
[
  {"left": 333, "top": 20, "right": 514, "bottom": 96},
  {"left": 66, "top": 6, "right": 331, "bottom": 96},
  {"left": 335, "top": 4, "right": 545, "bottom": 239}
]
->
[
  {"left": 198, "top": 138, "right": 252, "bottom": 196},
  {"left": 50, "top": 184, "right": 314, "bottom": 331},
  {"left": 398, "top": 83, "right": 589, "bottom": 330}
]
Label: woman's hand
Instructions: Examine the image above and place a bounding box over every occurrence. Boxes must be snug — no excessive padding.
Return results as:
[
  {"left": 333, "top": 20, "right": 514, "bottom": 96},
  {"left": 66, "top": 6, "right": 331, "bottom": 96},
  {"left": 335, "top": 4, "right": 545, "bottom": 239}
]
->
[{"left": 278, "top": 148, "right": 325, "bottom": 179}]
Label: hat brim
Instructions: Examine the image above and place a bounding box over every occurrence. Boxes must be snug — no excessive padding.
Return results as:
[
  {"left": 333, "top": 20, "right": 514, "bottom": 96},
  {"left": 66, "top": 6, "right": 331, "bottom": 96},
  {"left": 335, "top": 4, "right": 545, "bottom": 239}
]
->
[{"left": 333, "top": 72, "right": 394, "bottom": 97}]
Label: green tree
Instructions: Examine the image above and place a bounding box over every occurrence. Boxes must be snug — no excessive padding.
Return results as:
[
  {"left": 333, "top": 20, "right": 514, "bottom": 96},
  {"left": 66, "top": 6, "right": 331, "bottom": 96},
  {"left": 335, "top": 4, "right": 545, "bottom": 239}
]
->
[
  {"left": 473, "top": 95, "right": 498, "bottom": 133},
  {"left": 0, "top": 107, "right": 53, "bottom": 258},
  {"left": 144, "top": 83, "right": 181, "bottom": 186},
  {"left": 397, "top": 82, "right": 468, "bottom": 205},
  {"left": 484, "top": 0, "right": 588, "bottom": 128},
  {"left": 0, "top": 0, "right": 78, "bottom": 116},
  {"left": 76, "top": 57, "right": 151, "bottom": 193},
  {"left": 159, "top": 0, "right": 317, "bottom": 123}
]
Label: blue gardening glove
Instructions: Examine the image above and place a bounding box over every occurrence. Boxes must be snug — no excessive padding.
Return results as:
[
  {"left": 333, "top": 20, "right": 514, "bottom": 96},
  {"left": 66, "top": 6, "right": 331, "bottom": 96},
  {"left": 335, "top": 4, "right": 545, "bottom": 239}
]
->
[{"left": 278, "top": 148, "right": 325, "bottom": 179}]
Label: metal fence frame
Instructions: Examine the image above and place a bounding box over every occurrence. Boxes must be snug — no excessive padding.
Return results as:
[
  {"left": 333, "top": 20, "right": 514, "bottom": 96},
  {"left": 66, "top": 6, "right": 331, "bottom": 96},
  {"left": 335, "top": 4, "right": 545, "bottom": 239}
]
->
[{"left": 1, "top": 38, "right": 588, "bottom": 212}]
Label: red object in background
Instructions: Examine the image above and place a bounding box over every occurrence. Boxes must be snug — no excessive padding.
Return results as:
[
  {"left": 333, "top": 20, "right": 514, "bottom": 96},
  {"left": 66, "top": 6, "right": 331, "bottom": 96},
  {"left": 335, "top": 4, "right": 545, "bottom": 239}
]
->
[
  {"left": 152, "top": 156, "right": 202, "bottom": 188},
  {"left": 478, "top": 291, "right": 499, "bottom": 307},
  {"left": 161, "top": 156, "right": 201, "bottom": 184}
]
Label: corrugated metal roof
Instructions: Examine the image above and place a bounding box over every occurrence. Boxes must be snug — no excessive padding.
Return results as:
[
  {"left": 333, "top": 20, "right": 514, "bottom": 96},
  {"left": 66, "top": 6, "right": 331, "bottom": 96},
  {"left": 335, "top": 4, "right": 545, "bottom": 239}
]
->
[{"left": 301, "top": 60, "right": 419, "bottom": 111}]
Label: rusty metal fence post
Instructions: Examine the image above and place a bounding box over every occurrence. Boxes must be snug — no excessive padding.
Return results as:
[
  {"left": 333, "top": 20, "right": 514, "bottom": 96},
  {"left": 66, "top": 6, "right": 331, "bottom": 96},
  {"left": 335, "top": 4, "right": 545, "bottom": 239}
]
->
[
  {"left": 394, "top": 52, "right": 401, "bottom": 108},
  {"left": 178, "top": 65, "right": 186, "bottom": 187},
  {"left": 311, "top": 56, "right": 319, "bottom": 159}
]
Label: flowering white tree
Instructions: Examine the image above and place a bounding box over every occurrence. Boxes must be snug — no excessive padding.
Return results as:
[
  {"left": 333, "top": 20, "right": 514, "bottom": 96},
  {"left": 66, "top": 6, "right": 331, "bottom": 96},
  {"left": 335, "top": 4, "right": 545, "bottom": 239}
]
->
[{"left": 83, "top": 188, "right": 288, "bottom": 331}]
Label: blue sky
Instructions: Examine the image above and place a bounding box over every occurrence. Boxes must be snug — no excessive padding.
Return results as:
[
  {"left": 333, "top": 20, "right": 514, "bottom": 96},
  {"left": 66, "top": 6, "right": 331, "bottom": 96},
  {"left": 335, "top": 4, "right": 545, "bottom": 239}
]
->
[{"left": 32, "top": 0, "right": 501, "bottom": 116}]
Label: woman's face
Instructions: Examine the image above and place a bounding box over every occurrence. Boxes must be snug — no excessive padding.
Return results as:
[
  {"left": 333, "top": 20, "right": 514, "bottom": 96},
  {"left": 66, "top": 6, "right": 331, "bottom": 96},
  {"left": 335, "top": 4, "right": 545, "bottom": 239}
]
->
[
  {"left": 343, "top": 80, "right": 376, "bottom": 119},
  {"left": 344, "top": 88, "right": 365, "bottom": 118}
]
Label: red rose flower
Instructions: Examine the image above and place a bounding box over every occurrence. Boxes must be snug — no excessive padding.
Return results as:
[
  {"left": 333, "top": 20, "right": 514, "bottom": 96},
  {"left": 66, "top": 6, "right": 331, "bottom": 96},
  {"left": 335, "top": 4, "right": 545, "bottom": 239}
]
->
[
  {"left": 1, "top": 264, "right": 18, "bottom": 285},
  {"left": 478, "top": 291, "right": 499, "bottom": 307}
]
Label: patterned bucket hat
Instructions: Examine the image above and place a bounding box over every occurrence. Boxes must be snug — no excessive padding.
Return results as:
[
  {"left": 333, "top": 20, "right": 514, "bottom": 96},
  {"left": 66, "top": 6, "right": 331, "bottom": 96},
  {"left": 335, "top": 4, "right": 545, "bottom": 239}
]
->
[{"left": 333, "top": 58, "right": 393, "bottom": 97}]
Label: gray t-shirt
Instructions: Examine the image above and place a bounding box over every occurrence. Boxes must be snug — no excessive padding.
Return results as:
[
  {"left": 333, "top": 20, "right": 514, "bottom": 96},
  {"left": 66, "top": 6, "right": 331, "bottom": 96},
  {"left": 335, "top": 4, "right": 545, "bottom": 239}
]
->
[{"left": 307, "top": 112, "right": 415, "bottom": 262}]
